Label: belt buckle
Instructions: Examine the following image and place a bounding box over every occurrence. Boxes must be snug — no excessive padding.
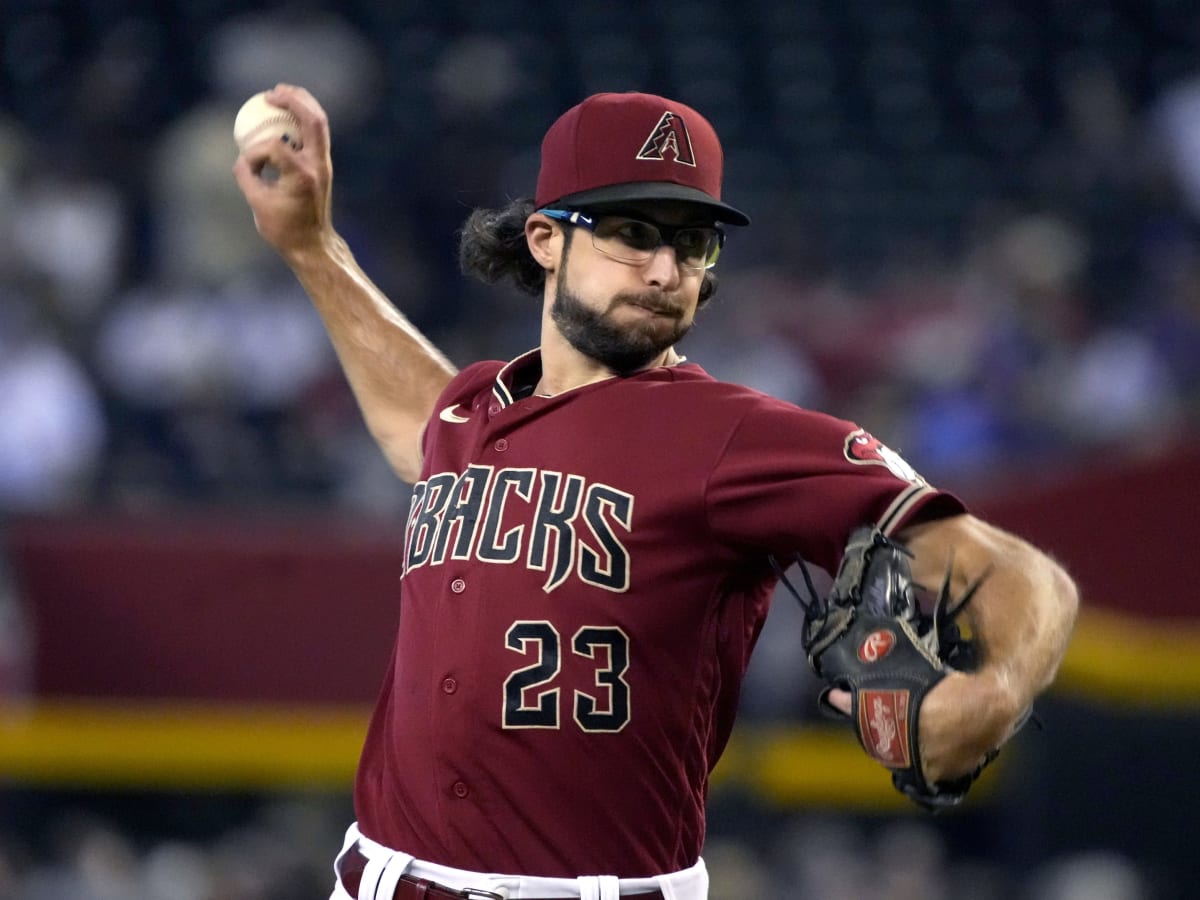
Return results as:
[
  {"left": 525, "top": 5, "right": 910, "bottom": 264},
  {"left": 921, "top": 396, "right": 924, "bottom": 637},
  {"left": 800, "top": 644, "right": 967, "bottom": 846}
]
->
[{"left": 456, "top": 890, "right": 507, "bottom": 900}]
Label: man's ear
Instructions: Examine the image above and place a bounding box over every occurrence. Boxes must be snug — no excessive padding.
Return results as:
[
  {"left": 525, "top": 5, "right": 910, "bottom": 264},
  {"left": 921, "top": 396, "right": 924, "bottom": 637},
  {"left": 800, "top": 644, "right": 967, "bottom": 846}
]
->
[{"left": 526, "top": 214, "right": 560, "bottom": 271}]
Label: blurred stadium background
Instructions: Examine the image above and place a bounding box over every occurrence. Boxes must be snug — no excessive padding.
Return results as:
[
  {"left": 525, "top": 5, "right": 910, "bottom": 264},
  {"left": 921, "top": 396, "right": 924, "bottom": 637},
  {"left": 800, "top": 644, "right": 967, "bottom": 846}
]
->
[{"left": 1, "top": 0, "right": 1199, "bottom": 897}]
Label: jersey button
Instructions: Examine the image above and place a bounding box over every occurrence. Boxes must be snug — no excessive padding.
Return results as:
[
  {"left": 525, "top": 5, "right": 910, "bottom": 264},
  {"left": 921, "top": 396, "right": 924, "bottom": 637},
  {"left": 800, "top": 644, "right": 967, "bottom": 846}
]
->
[
  {"left": 494, "top": 438, "right": 509, "bottom": 452},
  {"left": 450, "top": 578, "right": 466, "bottom": 593},
  {"left": 488, "top": 402, "right": 501, "bottom": 416},
  {"left": 441, "top": 677, "right": 458, "bottom": 694},
  {"left": 452, "top": 781, "right": 469, "bottom": 798}
]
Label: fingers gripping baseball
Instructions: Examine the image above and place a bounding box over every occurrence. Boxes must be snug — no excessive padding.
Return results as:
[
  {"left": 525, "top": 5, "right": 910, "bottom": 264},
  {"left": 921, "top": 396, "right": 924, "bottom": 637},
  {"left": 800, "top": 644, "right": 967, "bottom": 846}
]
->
[{"left": 232, "top": 84, "right": 334, "bottom": 256}]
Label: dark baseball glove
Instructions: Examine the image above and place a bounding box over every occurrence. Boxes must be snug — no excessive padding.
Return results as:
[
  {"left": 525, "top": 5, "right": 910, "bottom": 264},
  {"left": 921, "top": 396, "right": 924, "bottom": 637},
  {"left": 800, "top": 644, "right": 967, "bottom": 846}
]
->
[{"left": 778, "top": 525, "right": 1002, "bottom": 811}]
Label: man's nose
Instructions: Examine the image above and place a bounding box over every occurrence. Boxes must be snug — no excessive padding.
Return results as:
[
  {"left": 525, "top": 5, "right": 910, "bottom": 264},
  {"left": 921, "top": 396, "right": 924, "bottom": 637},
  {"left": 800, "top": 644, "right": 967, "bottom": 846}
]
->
[{"left": 642, "top": 243, "right": 682, "bottom": 288}]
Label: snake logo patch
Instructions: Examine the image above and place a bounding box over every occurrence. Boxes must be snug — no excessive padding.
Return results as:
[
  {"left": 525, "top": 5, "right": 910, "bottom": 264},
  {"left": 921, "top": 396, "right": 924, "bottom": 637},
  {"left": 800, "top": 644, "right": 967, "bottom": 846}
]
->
[
  {"left": 844, "top": 428, "right": 926, "bottom": 486},
  {"left": 858, "top": 629, "right": 896, "bottom": 662}
]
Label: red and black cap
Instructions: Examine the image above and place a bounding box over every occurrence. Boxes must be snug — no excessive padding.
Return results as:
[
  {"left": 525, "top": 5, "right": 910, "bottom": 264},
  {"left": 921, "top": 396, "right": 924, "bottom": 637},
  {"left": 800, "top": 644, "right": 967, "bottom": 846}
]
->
[{"left": 534, "top": 91, "right": 750, "bottom": 226}]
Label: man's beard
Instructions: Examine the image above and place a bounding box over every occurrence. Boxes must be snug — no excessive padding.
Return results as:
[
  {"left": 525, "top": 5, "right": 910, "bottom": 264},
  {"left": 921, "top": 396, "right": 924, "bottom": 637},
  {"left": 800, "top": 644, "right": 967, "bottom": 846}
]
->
[{"left": 550, "top": 280, "right": 693, "bottom": 375}]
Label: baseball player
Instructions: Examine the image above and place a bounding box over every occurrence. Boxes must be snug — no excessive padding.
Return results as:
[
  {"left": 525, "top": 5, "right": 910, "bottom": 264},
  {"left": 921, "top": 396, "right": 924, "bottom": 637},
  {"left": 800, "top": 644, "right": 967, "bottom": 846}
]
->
[{"left": 233, "top": 85, "right": 1078, "bottom": 900}]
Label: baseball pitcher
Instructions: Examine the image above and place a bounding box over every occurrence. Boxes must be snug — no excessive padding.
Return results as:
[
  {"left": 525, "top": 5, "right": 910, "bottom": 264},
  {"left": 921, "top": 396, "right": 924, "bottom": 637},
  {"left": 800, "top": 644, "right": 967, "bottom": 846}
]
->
[{"left": 234, "top": 85, "right": 1078, "bottom": 900}]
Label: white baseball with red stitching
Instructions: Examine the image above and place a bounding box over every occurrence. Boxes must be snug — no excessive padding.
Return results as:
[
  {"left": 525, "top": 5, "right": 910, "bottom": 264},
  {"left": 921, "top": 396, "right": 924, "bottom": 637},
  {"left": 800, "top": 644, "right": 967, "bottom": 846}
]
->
[{"left": 233, "top": 91, "right": 301, "bottom": 152}]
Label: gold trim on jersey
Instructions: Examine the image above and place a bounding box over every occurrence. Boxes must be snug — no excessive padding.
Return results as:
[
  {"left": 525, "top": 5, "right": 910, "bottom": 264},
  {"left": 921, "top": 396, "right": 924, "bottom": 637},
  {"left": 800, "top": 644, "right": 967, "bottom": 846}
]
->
[{"left": 876, "top": 483, "right": 940, "bottom": 537}]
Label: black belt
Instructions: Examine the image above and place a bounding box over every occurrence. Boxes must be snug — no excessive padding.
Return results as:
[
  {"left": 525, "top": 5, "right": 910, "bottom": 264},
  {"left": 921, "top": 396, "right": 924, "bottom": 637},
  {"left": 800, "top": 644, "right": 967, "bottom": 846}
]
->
[{"left": 335, "top": 842, "right": 667, "bottom": 900}]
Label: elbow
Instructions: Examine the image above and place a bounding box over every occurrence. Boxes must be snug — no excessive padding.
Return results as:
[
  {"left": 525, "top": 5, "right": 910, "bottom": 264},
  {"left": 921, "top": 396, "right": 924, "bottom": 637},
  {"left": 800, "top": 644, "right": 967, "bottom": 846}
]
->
[
  {"left": 365, "top": 418, "right": 428, "bottom": 485},
  {"left": 389, "top": 457, "right": 422, "bottom": 485},
  {"left": 1034, "top": 556, "right": 1081, "bottom": 691},
  {"left": 379, "top": 441, "right": 423, "bottom": 484},
  {"left": 1049, "top": 557, "right": 1081, "bottom": 634}
]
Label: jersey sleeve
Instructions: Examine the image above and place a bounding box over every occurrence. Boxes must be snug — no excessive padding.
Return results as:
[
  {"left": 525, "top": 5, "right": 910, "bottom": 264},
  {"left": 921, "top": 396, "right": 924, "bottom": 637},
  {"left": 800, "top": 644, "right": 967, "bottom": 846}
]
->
[{"left": 705, "top": 394, "right": 964, "bottom": 573}]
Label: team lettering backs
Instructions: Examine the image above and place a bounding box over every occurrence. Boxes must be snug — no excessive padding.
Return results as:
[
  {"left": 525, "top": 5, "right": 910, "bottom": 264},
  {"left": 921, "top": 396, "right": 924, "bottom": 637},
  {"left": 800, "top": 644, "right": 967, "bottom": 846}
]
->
[{"left": 405, "top": 465, "right": 634, "bottom": 593}]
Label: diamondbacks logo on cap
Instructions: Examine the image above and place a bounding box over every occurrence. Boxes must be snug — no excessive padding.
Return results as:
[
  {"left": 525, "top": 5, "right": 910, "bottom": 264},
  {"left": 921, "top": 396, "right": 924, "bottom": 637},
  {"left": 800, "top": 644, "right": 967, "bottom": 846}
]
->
[{"left": 636, "top": 112, "right": 697, "bottom": 167}]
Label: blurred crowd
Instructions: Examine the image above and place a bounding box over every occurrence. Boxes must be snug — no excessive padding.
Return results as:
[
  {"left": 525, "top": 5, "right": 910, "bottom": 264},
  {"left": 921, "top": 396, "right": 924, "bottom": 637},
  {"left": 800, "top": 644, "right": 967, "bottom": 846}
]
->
[
  {"left": 2, "top": 1, "right": 1198, "bottom": 898},
  {"left": 0, "top": 795, "right": 1159, "bottom": 900},
  {"left": 1, "top": 1, "right": 1200, "bottom": 518}
]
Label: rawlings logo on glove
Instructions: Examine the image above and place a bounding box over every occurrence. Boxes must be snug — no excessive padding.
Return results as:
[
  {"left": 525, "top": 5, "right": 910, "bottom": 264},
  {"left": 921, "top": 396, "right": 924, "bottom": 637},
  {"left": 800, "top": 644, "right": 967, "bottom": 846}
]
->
[
  {"left": 861, "top": 690, "right": 909, "bottom": 766},
  {"left": 859, "top": 630, "right": 896, "bottom": 662}
]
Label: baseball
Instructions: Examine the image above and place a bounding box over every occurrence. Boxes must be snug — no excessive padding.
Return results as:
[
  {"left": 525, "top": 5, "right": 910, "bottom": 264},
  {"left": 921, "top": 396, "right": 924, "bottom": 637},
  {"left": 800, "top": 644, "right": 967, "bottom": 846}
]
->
[{"left": 233, "top": 91, "right": 301, "bottom": 153}]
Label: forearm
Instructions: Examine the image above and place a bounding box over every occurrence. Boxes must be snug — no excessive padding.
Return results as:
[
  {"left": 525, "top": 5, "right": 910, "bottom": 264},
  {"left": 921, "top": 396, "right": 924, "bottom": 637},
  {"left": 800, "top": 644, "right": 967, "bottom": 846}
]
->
[
  {"left": 955, "top": 522, "right": 1078, "bottom": 710},
  {"left": 903, "top": 514, "right": 1079, "bottom": 750},
  {"left": 287, "top": 233, "right": 457, "bottom": 482}
]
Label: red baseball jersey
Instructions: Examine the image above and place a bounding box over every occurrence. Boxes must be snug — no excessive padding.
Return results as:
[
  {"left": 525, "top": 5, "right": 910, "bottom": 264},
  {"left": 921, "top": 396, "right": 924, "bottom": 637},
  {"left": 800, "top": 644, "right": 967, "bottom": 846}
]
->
[{"left": 353, "top": 350, "right": 963, "bottom": 877}]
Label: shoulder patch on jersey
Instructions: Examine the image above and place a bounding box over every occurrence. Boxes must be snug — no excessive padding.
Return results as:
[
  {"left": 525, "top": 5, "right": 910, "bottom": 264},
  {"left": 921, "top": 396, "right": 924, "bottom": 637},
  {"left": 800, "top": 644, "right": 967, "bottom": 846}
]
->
[{"left": 844, "top": 428, "right": 926, "bottom": 486}]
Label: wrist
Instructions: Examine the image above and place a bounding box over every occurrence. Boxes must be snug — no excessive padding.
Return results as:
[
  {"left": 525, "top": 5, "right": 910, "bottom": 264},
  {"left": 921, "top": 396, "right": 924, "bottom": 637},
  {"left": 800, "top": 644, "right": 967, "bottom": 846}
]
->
[
  {"left": 918, "top": 670, "right": 1018, "bottom": 782},
  {"left": 971, "top": 666, "right": 1026, "bottom": 738},
  {"left": 283, "top": 229, "right": 346, "bottom": 273}
]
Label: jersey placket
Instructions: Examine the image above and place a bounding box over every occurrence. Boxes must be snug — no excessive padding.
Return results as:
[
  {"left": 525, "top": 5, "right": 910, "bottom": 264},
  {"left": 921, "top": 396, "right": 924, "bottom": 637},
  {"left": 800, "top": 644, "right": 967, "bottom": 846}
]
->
[{"left": 429, "top": 391, "right": 530, "bottom": 832}]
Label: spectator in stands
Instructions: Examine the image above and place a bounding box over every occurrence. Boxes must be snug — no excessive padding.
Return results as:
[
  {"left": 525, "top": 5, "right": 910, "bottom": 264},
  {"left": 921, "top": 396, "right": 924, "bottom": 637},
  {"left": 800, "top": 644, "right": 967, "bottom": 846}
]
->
[{"left": 0, "top": 291, "right": 107, "bottom": 512}]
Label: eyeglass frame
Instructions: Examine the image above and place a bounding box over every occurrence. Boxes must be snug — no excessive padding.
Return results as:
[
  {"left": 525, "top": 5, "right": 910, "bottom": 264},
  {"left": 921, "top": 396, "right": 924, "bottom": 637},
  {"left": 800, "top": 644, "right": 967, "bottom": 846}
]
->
[{"left": 536, "top": 207, "right": 726, "bottom": 270}]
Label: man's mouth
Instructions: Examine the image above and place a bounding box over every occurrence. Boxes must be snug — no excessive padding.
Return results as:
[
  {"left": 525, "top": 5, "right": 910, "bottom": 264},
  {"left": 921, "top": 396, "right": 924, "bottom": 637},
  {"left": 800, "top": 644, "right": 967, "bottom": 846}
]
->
[{"left": 626, "top": 296, "right": 678, "bottom": 317}]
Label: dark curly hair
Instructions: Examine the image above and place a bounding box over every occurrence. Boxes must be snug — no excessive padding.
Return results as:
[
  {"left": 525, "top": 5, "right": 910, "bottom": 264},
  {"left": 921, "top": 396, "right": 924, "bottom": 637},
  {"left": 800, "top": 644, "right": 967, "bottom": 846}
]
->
[{"left": 458, "top": 198, "right": 718, "bottom": 305}]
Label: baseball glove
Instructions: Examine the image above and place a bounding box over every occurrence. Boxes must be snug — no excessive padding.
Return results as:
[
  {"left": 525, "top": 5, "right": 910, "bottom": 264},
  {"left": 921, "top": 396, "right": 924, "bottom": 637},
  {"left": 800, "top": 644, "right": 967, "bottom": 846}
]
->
[{"left": 780, "top": 525, "right": 1000, "bottom": 811}]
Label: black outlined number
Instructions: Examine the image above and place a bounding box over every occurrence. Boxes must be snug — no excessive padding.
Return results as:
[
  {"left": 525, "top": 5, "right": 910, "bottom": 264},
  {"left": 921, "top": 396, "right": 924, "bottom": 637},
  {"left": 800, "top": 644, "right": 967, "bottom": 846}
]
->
[
  {"left": 573, "top": 627, "right": 630, "bottom": 732},
  {"left": 503, "top": 621, "right": 560, "bottom": 728},
  {"left": 502, "top": 622, "right": 631, "bottom": 732}
]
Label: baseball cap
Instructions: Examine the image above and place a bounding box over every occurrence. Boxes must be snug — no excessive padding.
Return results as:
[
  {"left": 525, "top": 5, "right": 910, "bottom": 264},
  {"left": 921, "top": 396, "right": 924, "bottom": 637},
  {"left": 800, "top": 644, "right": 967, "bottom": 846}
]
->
[{"left": 534, "top": 92, "right": 750, "bottom": 226}]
